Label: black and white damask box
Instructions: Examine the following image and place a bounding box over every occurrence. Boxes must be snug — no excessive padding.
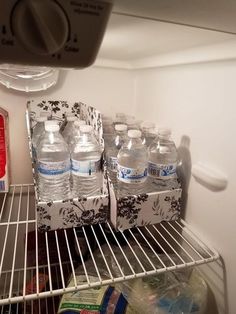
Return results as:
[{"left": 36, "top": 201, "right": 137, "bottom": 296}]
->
[
  {"left": 109, "top": 178, "right": 182, "bottom": 231},
  {"left": 26, "top": 100, "right": 109, "bottom": 232}
]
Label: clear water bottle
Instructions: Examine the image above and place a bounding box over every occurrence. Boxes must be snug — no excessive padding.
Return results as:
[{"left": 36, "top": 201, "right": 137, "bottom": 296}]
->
[
  {"left": 32, "top": 117, "right": 47, "bottom": 149},
  {"left": 67, "top": 120, "right": 86, "bottom": 151},
  {"left": 71, "top": 125, "right": 102, "bottom": 197},
  {"left": 148, "top": 128, "right": 178, "bottom": 188},
  {"left": 102, "top": 116, "right": 114, "bottom": 148},
  {"left": 106, "top": 124, "right": 128, "bottom": 185},
  {"left": 141, "top": 121, "right": 157, "bottom": 147},
  {"left": 62, "top": 116, "right": 78, "bottom": 143},
  {"left": 31, "top": 116, "right": 47, "bottom": 163},
  {"left": 126, "top": 118, "right": 142, "bottom": 130},
  {"left": 117, "top": 130, "right": 148, "bottom": 196},
  {"left": 114, "top": 112, "right": 126, "bottom": 125},
  {"left": 36, "top": 121, "right": 71, "bottom": 201}
]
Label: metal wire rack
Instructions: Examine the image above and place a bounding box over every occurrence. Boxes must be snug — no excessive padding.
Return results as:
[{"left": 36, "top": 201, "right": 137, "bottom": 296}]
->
[{"left": 0, "top": 184, "right": 219, "bottom": 308}]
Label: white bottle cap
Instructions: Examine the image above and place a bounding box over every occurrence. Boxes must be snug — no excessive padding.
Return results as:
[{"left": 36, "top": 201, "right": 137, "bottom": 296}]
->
[
  {"left": 74, "top": 120, "right": 86, "bottom": 127},
  {"left": 36, "top": 116, "right": 47, "bottom": 122},
  {"left": 128, "top": 129, "right": 142, "bottom": 138},
  {"left": 67, "top": 116, "right": 77, "bottom": 122},
  {"left": 115, "top": 124, "right": 127, "bottom": 131},
  {"left": 141, "top": 121, "right": 155, "bottom": 129},
  {"left": 80, "top": 125, "right": 93, "bottom": 133},
  {"left": 45, "top": 121, "right": 59, "bottom": 132},
  {"left": 158, "top": 128, "right": 171, "bottom": 136}
]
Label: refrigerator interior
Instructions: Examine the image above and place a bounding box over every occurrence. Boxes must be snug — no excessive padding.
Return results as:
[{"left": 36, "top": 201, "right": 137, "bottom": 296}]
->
[{"left": 0, "top": 11, "right": 235, "bottom": 314}]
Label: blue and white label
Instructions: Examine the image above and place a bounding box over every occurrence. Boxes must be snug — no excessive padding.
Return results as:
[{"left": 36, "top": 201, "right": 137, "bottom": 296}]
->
[
  {"left": 38, "top": 160, "right": 70, "bottom": 177},
  {"left": 148, "top": 162, "right": 177, "bottom": 179},
  {"left": 117, "top": 164, "right": 147, "bottom": 183},
  {"left": 72, "top": 159, "right": 101, "bottom": 177}
]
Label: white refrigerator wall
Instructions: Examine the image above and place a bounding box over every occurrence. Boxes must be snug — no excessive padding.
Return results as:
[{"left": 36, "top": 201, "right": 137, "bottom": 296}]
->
[
  {"left": 0, "top": 59, "right": 235, "bottom": 313},
  {"left": 134, "top": 60, "right": 236, "bottom": 314}
]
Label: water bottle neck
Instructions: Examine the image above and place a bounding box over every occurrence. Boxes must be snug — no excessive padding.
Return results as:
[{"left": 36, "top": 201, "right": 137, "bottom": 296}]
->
[
  {"left": 80, "top": 131, "right": 94, "bottom": 142},
  {"left": 159, "top": 134, "right": 171, "bottom": 141},
  {"left": 128, "top": 137, "right": 143, "bottom": 148},
  {"left": 45, "top": 130, "right": 61, "bottom": 144},
  {"left": 116, "top": 130, "right": 127, "bottom": 137}
]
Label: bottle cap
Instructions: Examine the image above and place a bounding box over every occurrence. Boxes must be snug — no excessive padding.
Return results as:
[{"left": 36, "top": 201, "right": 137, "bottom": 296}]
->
[
  {"left": 128, "top": 129, "right": 142, "bottom": 138},
  {"left": 115, "top": 124, "right": 127, "bottom": 131},
  {"left": 67, "top": 116, "right": 77, "bottom": 122},
  {"left": 158, "top": 128, "right": 171, "bottom": 136},
  {"left": 74, "top": 120, "right": 86, "bottom": 127},
  {"left": 141, "top": 121, "right": 155, "bottom": 129},
  {"left": 36, "top": 117, "right": 47, "bottom": 122},
  {"left": 80, "top": 125, "right": 93, "bottom": 133},
  {"left": 45, "top": 121, "right": 59, "bottom": 132},
  {"left": 116, "top": 112, "right": 126, "bottom": 119}
]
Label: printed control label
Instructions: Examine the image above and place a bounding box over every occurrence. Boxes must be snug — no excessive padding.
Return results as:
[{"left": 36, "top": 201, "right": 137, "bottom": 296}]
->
[
  {"left": 38, "top": 160, "right": 70, "bottom": 178},
  {"left": 72, "top": 159, "right": 101, "bottom": 177},
  {"left": 117, "top": 164, "right": 147, "bottom": 184},
  {"left": 148, "top": 162, "right": 177, "bottom": 179}
]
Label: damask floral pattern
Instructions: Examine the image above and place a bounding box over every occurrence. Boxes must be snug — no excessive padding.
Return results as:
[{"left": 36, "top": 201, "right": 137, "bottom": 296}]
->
[
  {"left": 26, "top": 100, "right": 108, "bottom": 232},
  {"left": 110, "top": 179, "right": 182, "bottom": 230}
]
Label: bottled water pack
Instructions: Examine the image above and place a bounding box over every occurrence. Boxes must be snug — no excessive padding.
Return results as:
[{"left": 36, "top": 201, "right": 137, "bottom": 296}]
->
[
  {"left": 117, "top": 129, "right": 148, "bottom": 196},
  {"left": 148, "top": 128, "right": 178, "bottom": 187},
  {"left": 71, "top": 125, "right": 102, "bottom": 197},
  {"left": 36, "top": 121, "right": 71, "bottom": 201},
  {"left": 106, "top": 124, "right": 127, "bottom": 185}
]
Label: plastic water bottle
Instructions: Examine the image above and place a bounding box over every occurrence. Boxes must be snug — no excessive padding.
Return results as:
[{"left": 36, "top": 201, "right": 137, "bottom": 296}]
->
[
  {"left": 126, "top": 118, "right": 142, "bottom": 130},
  {"left": 148, "top": 128, "right": 178, "bottom": 188},
  {"left": 32, "top": 116, "right": 47, "bottom": 161},
  {"left": 141, "top": 121, "right": 157, "bottom": 147},
  {"left": 62, "top": 116, "right": 78, "bottom": 144},
  {"left": 71, "top": 125, "right": 102, "bottom": 197},
  {"left": 117, "top": 130, "right": 148, "bottom": 196},
  {"left": 106, "top": 124, "right": 128, "bottom": 185},
  {"left": 67, "top": 120, "right": 86, "bottom": 151},
  {"left": 114, "top": 112, "right": 126, "bottom": 125},
  {"left": 36, "top": 121, "right": 71, "bottom": 201},
  {"left": 102, "top": 116, "right": 114, "bottom": 148}
]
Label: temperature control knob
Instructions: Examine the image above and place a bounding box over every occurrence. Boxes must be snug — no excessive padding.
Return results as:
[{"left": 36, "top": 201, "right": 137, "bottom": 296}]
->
[{"left": 12, "top": 0, "right": 69, "bottom": 55}]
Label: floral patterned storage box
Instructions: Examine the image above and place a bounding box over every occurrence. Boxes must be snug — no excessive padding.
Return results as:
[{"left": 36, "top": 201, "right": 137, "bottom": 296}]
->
[
  {"left": 26, "top": 100, "right": 109, "bottom": 232},
  {"left": 109, "top": 179, "right": 182, "bottom": 231}
]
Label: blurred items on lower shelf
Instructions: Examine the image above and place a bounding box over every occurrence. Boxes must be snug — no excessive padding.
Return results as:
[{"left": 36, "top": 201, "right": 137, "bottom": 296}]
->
[
  {"left": 58, "top": 244, "right": 208, "bottom": 314},
  {"left": 0, "top": 184, "right": 219, "bottom": 310}
]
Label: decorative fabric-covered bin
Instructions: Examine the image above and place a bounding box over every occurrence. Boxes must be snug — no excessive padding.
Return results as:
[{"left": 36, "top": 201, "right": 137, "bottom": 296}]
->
[{"left": 26, "top": 100, "right": 109, "bottom": 232}]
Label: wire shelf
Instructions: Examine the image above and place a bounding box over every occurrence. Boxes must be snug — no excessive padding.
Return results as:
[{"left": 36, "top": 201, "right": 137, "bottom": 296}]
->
[{"left": 0, "top": 184, "right": 219, "bottom": 307}]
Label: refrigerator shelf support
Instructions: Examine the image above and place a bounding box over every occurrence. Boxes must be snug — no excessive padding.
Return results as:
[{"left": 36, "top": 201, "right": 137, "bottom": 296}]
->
[{"left": 0, "top": 184, "right": 219, "bottom": 306}]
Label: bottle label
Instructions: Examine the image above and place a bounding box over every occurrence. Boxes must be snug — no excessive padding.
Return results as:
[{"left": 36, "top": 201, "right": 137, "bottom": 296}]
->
[
  {"left": 72, "top": 159, "right": 101, "bottom": 177},
  {"left": 108, "top": 156, "right": 117, "bottom": 171},
  {"left": 38, "top": 160, "right": 70, "bottom": 177},
  {"left": 117, "top": 164, "right": 147, "bottom": 183},
  {"left": 148, "top": 162, "right": 177, "bottom": 179}
]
